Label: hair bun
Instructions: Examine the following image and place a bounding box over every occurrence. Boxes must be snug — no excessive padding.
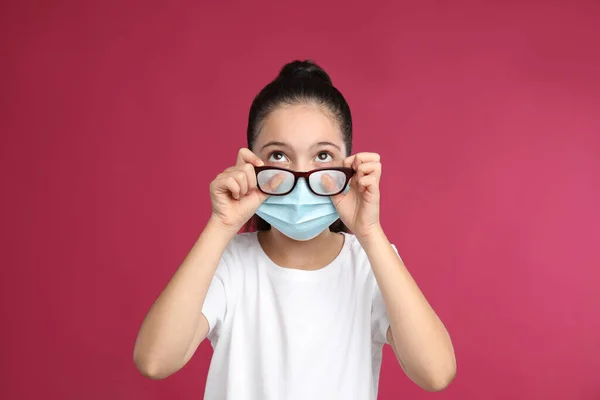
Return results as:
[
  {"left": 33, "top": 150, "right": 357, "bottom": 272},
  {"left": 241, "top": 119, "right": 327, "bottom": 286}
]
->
[{"left": 276, "top": 60, "right": 333, "bottom": 85}]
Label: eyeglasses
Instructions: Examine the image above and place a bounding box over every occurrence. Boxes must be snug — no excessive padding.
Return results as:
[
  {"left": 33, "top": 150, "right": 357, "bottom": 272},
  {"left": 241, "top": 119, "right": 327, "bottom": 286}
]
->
[{"left": 255, "top": 166, "right": 354, "bottom": 196}]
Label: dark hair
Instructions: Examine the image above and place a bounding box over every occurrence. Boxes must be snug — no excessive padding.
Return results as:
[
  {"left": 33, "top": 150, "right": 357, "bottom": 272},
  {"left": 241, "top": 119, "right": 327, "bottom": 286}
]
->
[{"left": 245, "top": 60, "right": 353, "bottom": 233}]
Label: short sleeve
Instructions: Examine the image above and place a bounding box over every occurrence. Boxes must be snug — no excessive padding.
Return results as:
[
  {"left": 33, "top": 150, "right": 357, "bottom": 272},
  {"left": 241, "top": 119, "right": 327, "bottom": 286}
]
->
[
  {"left": 371, "top": 244, "right": 402, "bottom": 345},
  {"left": 201, "top": 258, "right": 229, "bottom": 342}
]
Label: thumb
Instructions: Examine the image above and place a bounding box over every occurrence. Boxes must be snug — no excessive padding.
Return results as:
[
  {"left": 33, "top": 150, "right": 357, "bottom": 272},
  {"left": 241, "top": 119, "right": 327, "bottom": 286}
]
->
[
  {"left": 237, "top": 148, "right": 264, "bottom": 167},
  {"left": 249, "top": 187, "right": 270, "bottom": 205},
  {"left": 330, "top": 190, "right": 348, "bottom": 209}
]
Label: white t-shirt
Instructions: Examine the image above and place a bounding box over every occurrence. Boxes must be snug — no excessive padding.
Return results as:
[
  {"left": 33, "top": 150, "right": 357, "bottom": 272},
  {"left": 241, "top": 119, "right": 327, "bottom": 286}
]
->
[{"left": 201, "top": 231, "right": 400, "bottom": 400}]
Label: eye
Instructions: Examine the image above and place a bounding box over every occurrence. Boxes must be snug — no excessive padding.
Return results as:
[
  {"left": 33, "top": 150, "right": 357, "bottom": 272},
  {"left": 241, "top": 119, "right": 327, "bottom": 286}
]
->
[
  {"left": 315, "top": 152, "right": 334, "bottom": 163},
  {"left": 268, "top": 151, "right": 289, "bottom": 163}
]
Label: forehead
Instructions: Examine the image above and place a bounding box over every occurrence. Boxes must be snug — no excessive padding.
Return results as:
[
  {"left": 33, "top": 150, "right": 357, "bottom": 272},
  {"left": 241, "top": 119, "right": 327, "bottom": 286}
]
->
[{"left": 255, "top": 104, "right": 344, "bottom": 151}]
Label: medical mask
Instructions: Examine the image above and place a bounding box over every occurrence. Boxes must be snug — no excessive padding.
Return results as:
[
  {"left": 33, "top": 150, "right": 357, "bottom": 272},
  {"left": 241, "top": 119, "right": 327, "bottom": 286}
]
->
[{"left": 256, "top": 179, "right": 341, "bottom": 241}]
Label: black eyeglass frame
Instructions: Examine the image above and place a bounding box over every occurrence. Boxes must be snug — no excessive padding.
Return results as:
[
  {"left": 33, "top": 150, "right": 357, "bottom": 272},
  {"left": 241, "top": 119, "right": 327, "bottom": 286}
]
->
[{"left": 254, "top": 166, "right": 355, "bottom": 197}]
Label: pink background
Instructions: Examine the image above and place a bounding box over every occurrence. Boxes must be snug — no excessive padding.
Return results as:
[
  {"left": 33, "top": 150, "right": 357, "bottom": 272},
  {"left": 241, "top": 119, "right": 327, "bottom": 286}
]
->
[{"left": 2, "top": 1, "right": 599, "bottom": 399}]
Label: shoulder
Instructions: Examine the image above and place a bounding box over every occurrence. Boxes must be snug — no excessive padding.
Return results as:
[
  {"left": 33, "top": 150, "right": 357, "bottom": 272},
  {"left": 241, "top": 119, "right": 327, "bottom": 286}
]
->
[
  {"left": 225, "top": 231, "right": 259, "bottom": 253},
  {"left": 214, "top": 232, "right": 262, "bottom": 277},
  {"left": 219, "top": 231, "right": 260, "bottom": 265},
  {"left": 342, "top": 233, "right": 365, "bottom": 257},
  {"left": 338, "top": 233, "right": 374, "bottom": 278},
  {"left": 339, "top": 232, "right": 402, "bottom": 280},
  {"left": 341, "top": 232, "right": 401, "bottom": 260}
]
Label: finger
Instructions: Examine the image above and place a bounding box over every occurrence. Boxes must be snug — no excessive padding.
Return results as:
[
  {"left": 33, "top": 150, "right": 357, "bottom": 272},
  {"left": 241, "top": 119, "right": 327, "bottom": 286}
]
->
[
  {"left": 263, "top": 172, "right": 285, "bottom": 193},
  {"left": 357, "top": 161, "right": 382, "bottom": 181},
  {"left": 225, "top": 177, "right": 241, "bottom": 200},
  {"left": 234, "top": 171, "right": 249, "bottom": 197},
  {"left": 358, "top": 175, "right": 379, "bottom": 194},
  {"left": 343, "top": 155, "right": 356, "bottom": 169},
  {"left": 249, "top": 187, "right": 270, "bottom": 204},
  {"left": 320, "top": 172, "right": 341, "bottom": 194},
  {"left": 236, "top": 148, "right": 264, "bottom": 167},
  {"left": 350, "top": 152, "right": 381, "bottom": 171},
  {"left": 320, "top": 173, "right": 335, "bottom": 192},
  {"left": 241, "top": 163, "right": 258, "bottom": 190},
  {"left": 355, "top": 152, "right": 381, "bottom": 163}
]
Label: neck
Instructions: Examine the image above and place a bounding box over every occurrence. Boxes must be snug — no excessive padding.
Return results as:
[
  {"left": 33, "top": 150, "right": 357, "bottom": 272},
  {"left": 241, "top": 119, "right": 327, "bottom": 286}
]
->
[{"left": 258, "top": 228, "right": 343, "bottom": 270}]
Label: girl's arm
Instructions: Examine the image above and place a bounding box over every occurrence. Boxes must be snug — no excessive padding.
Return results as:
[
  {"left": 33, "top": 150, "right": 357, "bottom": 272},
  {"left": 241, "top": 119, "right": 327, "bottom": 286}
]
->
[
  {"left": 360, "top": 227, "right": 456, "bottom": 392},
  {"left": 134, "top": 148, "right": 265, "bottom": 380},
  {"left": 133, "top": 217, "right": 236, "bottom": 379}
]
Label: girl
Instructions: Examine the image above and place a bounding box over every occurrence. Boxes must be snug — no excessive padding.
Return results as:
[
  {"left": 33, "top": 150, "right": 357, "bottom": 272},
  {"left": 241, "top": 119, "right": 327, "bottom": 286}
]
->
[{"left": 134, "top": 60, "right": 456, "bottom": 399}]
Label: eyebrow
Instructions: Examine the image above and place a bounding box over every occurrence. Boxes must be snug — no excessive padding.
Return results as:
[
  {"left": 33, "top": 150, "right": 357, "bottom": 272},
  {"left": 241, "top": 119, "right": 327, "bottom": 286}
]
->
[
  {"left": 260, "top": 140, "right": 342, "bottom": 152},
  {"left": 311, "top": 141, "right": 342, "bottom": 151},
  {"left": 260, "top": 141, "right": 291, "bottom": 151}
]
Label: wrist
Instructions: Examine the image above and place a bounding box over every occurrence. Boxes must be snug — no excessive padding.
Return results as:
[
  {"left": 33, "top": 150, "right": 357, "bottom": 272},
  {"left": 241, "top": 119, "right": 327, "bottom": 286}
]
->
[
  {"left": 206, "top": 215, "right": 241, "bottom": 240},
  {"left": 355, "top": 223, "right": 386, "bottom": 248}
]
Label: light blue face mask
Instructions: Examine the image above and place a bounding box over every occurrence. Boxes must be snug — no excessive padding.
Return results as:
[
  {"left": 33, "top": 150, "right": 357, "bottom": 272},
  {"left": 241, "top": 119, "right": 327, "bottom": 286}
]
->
[{"left": 256, "top": 178, "right": 342, "bottom": 241}]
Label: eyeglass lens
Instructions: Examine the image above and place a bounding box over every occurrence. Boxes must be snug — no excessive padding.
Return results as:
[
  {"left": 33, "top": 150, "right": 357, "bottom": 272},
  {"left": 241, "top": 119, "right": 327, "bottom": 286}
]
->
[{"left": 256, "top": 169, "right": 348, "bottom": 196}]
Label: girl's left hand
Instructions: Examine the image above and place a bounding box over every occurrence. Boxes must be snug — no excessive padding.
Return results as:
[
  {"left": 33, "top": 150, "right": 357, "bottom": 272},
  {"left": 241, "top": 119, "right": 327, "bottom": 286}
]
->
[{"left": 332, "top": 152, "right": 382, "bottom": 239}]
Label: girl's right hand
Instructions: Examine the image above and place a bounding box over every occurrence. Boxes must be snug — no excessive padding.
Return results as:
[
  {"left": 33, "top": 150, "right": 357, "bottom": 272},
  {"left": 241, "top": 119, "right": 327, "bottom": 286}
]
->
[{"left": 209, "top": 148, "right": 268, "bottom": 231}]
